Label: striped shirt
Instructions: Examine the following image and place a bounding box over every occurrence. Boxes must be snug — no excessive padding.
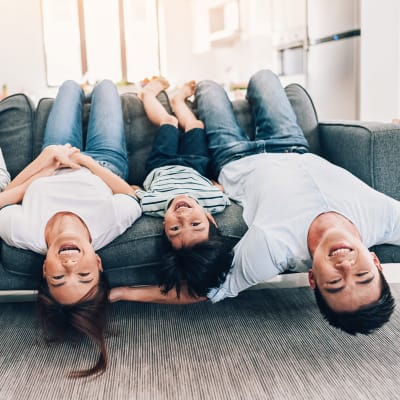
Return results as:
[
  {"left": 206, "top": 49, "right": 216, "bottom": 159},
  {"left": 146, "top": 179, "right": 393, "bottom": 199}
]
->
[{"left": 136, "top": 165, "right": 230, "bottom": 217}]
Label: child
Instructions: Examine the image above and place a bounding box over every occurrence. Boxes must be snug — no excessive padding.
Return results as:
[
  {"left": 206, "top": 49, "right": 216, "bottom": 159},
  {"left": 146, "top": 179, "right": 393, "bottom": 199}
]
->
[
  {"left": 135, "top": 78, "right": 230, "bottom": 250},
  {"left": 126, "top": 78, "right": 232, "bottom": 300}
]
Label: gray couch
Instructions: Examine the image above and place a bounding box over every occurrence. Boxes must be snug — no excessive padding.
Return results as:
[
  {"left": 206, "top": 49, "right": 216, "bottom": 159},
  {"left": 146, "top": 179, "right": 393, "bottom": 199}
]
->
[{"left": 1, "top": 84, "right": 400, "bottom": 293}]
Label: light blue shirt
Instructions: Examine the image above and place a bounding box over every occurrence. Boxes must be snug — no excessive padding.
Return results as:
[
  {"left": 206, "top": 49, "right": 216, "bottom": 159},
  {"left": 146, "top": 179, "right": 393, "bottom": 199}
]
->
[{"left": 208, "top": 153, "right": 400, "bottom": 302}]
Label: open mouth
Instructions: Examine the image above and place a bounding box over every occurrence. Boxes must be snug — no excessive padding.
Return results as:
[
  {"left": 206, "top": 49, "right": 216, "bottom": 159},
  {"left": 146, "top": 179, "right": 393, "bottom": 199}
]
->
[
  {"left": 174, "top": 201, "right": 191, "bottom": 211},
  {"left": 329, "top": 246, "right": 353, "bottom": 257},
  {"left": 58, "top": 245, "right": 80, "bottom": 255}
]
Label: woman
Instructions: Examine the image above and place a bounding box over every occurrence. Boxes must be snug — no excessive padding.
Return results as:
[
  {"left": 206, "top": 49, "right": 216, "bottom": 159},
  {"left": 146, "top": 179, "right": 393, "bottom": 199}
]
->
[{"left": 0, "top": 80, "right": 141, "bottom": 377}]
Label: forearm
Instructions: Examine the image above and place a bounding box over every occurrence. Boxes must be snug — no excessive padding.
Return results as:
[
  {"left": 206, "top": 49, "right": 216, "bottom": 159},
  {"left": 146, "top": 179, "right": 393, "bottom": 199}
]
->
[
  {"left": 7, "top": 157, "right": 47, "bottom": 190},
  {"left": 109, "top": 285, "right": 207, "bottom": 304},
  {"left": 73, "top": 153, "right": 135, "bottom": 195},
  {"left": 0, "top": 182, "right": 28, "bottom": 207},
  {"left": 7, "top": 145, "right": 79, "bottom": 190},
  {"left": 1, "top": 166, "right": 56, "bottom": 206}
]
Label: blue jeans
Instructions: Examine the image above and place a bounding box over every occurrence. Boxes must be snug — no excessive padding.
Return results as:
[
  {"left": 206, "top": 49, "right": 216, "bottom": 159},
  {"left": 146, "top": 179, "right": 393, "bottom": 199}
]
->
[
  {"left": 145, "top": 124, "right": 209, "bottom": 176},
  {"left": 195, "top": 69, "right": 309, "bottom": 175},
  {"left": 42, "top": 80, "right": 128, "bottom": 179}
]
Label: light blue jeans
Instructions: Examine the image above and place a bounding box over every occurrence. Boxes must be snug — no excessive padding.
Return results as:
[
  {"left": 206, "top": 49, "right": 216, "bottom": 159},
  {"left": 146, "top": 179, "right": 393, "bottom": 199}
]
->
[
  {"left": 42, "top": 80, "right": 128, "bottom": 179},
  {"left": 195, "top": 69, "right": 309, "bottom": 175}
]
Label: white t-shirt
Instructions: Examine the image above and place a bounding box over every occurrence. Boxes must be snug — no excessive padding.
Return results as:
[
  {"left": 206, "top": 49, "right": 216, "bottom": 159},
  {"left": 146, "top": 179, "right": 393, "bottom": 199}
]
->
[
  {"left": 208, "top": 153, "right": 400, "bottom": 302},
  {"left": 0, "top": 167, "right": 141, "bottom": 254}
]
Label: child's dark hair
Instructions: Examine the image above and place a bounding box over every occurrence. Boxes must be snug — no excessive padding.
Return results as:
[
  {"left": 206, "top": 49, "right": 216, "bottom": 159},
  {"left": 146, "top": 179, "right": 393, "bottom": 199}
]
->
[
  {"left": 161, "top": 223, "right": 233, "bottom": 298},
  {"left": 37, "top": 272, "right": 110, "bottom": 378}
]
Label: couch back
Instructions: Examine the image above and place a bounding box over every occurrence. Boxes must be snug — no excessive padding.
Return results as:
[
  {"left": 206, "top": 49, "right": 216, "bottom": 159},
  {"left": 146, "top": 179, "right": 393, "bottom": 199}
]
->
[{"left": 1, "top": 83, "right": 320, "bottom": 183}]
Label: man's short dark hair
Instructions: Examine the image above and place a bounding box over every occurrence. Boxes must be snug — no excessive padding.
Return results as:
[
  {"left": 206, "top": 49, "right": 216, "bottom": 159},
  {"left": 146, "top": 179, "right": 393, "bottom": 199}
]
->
[
  {"left": 161, "top": 224, "right": 233, "bottom": 298},
  {"left": 313, "top": 270, "right": 395, "bottom": 335}
]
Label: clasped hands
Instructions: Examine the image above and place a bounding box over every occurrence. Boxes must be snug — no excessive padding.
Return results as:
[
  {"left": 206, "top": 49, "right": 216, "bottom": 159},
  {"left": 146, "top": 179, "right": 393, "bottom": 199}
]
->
[{"left": 39, "top": 144, "right": 96, "bottom": 177}]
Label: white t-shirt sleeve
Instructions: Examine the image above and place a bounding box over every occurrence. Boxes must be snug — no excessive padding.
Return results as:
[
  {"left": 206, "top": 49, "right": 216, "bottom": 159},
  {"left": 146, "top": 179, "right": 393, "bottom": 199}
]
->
[
  {"left": 112, "top": 194, "right": 142, "bottom": 227},
  {"left": 0, "top": 205, "right": 43, "bottom": 251},
  {"left": 207, "top": 225, "right": 282, "bottom": 303}
]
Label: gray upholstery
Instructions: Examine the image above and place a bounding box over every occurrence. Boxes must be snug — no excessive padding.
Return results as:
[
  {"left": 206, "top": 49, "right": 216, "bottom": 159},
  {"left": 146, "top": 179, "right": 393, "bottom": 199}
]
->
[{"left": 0, "top": 84, "right": 400, "bottom": 290}]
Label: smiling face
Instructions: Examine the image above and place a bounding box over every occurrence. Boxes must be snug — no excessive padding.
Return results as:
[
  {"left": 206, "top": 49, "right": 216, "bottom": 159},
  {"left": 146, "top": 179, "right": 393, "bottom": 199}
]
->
[
  {"left": 309, "top": 228, "right": 383, "bottom": 312},
  {"left": 43, "top": 235, "right": 103, "bottom": 305},
  {"left": 164, "top": 195, "right": 216, "bottom": 249}
]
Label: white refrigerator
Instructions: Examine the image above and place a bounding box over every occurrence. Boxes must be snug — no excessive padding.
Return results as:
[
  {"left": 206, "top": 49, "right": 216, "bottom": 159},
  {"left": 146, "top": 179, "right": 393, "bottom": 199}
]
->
[{"left": 306, "top": 0, "right": 361, "bottom": 120}]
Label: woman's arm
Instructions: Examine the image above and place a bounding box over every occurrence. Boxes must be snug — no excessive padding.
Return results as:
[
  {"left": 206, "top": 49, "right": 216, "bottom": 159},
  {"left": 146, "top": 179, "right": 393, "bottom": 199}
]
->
[
  {"left": 0, "top": 165, "right": 56, "bottom": 207},
  {"left": 71, "top": 153, "right": 137, "bottom": 196},
  {"left": 6, "top": 144, "right": 80, "bottom": 190},
  {"left": 109, "top": 285, "right": 207, "bottom": 304}
]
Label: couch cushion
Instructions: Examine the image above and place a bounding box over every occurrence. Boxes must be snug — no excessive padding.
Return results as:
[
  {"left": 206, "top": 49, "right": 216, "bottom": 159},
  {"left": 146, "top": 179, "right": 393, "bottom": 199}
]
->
[
  {"left": 284, "top": 83, "right": 321, "bottom": 155},
  {"left": 0, "top": 94, "right": 35, "bottom": 178}
]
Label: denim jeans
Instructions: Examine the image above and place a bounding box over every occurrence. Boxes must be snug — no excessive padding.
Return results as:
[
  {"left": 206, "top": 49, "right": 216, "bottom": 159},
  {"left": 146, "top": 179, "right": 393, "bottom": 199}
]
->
[
  {"left": 145, "top": 124, "right": 210, "bottom": 176},
  {"left": 195, "top": 69, "right": 309, "bottom": 175},
  {"left": 42, "top": 80, "right": 128, "bottom": 179}
]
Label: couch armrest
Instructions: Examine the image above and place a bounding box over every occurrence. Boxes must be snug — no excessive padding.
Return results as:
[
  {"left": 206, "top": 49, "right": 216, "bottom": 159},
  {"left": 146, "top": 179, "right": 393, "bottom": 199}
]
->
[{"left": 319, "top": 120, "right": 400, "bottom": 200}]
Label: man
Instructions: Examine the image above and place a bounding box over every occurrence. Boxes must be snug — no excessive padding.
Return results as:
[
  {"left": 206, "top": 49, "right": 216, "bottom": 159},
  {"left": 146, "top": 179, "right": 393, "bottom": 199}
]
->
[{"left": 110, "top": 70, "right": 395, "bottom": 334}]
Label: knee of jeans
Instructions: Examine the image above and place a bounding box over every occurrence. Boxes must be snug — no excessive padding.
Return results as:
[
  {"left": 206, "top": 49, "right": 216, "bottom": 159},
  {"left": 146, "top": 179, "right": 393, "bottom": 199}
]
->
[
  {"left": 94, "top": 79, "right": 117, "bottom": 94},
  {"left": 196, "top": 80, "right": 219, "bottom": 94},
  {"left": 59, "top": 80, "right": 82, "bottom": 97},
  {"left": 61, "top": 80, "right": 80, "bottom": 90}
]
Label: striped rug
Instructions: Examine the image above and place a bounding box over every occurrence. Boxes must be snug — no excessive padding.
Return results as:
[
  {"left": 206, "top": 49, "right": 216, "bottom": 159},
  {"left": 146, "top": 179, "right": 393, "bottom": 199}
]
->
[{"left": 0, "top": 285, "right": 399, "bottom": 400}]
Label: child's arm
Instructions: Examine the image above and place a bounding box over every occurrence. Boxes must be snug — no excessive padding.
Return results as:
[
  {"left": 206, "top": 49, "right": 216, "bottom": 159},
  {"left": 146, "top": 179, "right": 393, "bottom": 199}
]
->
[
  {"left": 211, "top": 180, "right": 224, "bottom": 192},
  {"left": 71, "top": 153, "right": 137, "bottom": 196},
  {"left": 109, "top": 285, "right": 207, "bottom": 304},
  {"left": 6, "top": 144, "right": 80, "bottom": 190}
]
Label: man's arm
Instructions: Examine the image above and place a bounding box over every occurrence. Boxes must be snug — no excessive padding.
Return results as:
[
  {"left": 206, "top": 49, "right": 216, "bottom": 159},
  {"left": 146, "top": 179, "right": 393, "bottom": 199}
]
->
[
  {"left": 71, "top": 153, "right": 136, "bottom": 196},
  {"left": 109, "top": 285, "right": 208, "bottom": 304}
]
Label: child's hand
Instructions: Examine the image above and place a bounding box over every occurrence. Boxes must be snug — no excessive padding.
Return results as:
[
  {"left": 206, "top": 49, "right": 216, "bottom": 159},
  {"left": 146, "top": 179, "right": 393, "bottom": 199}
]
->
[
  {"left": 211, "top": 180, "right": 224, "bottom": 192},
  {"left": 130, "top": 185, "right": 142, "bottom": 198}
]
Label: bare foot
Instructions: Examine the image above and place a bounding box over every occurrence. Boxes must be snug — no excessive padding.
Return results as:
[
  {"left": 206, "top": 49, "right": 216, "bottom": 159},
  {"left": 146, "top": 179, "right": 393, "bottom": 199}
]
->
[
  {"left": 171, "top": 80, "right": 196, "bottom": 103},
  {"left": 139, "top": 77, "right": 170, "bottom": 100}
]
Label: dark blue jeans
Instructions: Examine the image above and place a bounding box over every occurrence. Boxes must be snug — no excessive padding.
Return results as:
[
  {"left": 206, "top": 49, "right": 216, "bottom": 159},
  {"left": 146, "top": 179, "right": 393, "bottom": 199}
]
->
[
  {"left": 145, "top": 124, "right": 210, "bottom": 176},
  {"left": 195, "top": 69, "right": 309, "bottom": 176}
]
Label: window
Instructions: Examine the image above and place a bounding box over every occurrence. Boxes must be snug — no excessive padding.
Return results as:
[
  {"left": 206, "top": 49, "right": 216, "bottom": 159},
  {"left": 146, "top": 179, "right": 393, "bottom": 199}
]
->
[{"left": 41, "top": 0, "right": 162, "bottom": 86}]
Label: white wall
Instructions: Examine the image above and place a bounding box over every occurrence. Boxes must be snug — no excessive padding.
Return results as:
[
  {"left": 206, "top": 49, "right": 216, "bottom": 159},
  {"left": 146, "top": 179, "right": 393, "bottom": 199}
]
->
[
  {"left": 0, "top": 0, "right": 50, "bottom": 102},
  {"left": 161, "top": 0, "right": 275, "bottom": 89},
  {"left": 360, "top": 0, "right": 400, "bottom": 121},
  {"left": 1, "top": 0, "right": 400, "bottom": 122}
]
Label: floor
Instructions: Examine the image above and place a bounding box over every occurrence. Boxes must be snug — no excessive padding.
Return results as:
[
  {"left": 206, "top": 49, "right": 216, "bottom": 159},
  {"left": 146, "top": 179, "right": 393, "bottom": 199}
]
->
[{"left": 1, "top": 264, "right": 399, "bottom": 303}]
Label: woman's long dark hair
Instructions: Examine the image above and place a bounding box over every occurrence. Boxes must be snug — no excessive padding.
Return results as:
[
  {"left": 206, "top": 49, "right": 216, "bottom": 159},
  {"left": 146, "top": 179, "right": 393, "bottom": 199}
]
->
[{"left": 37, "top": 273, "right": 110, "bottom": 378}]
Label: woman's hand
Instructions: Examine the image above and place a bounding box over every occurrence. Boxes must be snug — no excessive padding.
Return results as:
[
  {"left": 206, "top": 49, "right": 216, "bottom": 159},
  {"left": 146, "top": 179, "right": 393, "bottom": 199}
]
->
[{"left": 42, "top": 144, "right": 81, "bottom": 170}]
